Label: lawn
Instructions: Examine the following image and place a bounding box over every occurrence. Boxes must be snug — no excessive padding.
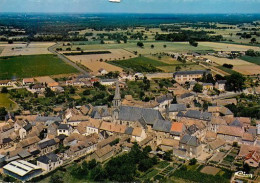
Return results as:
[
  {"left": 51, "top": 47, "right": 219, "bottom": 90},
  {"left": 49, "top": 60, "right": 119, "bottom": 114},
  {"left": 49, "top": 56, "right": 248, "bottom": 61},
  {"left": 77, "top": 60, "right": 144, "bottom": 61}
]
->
[
  {"left": 0, "top": 54, "right": 79, "bottom": 80},
  {"left": 0, "top": 93, "right": 17, "bottom": 110},
  {"left": 110, "top": 56, "right": 168, "bottom": 73},
  {"left": 141, "top": 169, "right": 159, "bottom": 180},
  {"left": 240, "top": 56, "right": 260, "bottom": 65},
  {"left": 157, "top": 161, "right": 170, "bottom": 169}
]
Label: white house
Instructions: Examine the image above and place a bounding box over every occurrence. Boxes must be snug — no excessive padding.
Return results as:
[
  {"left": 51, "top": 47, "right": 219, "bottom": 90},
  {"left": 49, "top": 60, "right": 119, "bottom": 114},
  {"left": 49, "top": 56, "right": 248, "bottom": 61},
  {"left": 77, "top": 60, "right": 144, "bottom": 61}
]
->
[
  {"left": 0, "top": 80, "right": 13, "bottom": 87},
  {"left": 100, "top": 79, "right": 118, "bottom": 86},
  {"left": 57, "top": 124, "right": 73, "bottom": 136},
  {"left": 37, "top": 153, "right": 63, "bottom": 172}
]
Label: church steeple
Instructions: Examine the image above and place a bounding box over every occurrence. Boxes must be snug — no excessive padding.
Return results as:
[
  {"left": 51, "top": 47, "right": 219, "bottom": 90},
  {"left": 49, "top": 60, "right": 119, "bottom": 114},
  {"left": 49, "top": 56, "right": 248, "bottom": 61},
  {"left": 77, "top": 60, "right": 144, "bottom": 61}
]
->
[{"left": 113, "top": 81, "right": 121, "bottom": 107}]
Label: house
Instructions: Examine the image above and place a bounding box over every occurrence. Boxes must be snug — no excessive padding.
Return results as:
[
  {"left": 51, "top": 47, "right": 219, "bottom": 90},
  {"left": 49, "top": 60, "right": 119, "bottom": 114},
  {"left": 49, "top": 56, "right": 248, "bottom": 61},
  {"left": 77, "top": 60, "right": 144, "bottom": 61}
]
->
[
  {"left": 207, "top": 138, "right": 226, "bottom": 153},
  {"left": 30, "top": 84, "right": 45, "bottom": 93},
  {"left": 155, "top": 94, "right": 173, "bottom": 111},
  {"left": 19, "top": 123, "right": 32, "bottom": 139},
  {"left": 215, "top": 80, "right": 226, "bottom": 91},
  {"left": 152, "top": 119, "right": 172, "bottom": 144},
  {"left": 177, "top": 110, "right": 212, "bottom": 122},
  {"left": 131, "top": 127, "right": 146, "bottom": 142},
  {"left": 3, "top": 160, "right": 42, "bottom": 181},
  {"left": 168, "top": 104, "right": 186, "bottom": 120},
  {"left": 100, "top": 79, "right": 117, "bottom": 86},
  {"left": 134, "top": 73, "right": 144, "bottom": 79},
  {"left": 38, "top": 139, "right": 59, "bottom": 155},
  {"left": 16, "top": 136, "right": 41, "bottom": 151},
  {"left": 177, "top": 92, "right": 196, "bottom": 105},
  {"left": 91, "top": 145, "right": 114, "bottom": 162},
  {"left": 66, "top": 115, "right": 89, "bottom": 127},
  {"left": 37, "top": 153, "right": 63, "bottom": 172},
  {"left": 217, "top": 125, "right": 244, "bottom": 144},
  {"left": 203, "top": 83, "right": 214, "bottom": 91},
  {"left": 209, "top": 117, "right": 227, "bottom": 133},
  {"left": 85, "top": 118, "right": 102, "bottom": 136},
  {"left": 159, "top": 138, "right": 179, "bottom": 152},
  {"left": 57, "top": 124, "right": 73, "bottom": 136},
  {"left": 238, "top": 144, "right": 260, "bottom": 168},
  {"left": 173, "top": 70, "right": 210, "bottom": 84},
  {"left": 0, "top": 80, "right": 13, "bottom": 87},
  {"left": 170, "top": 122, "right": 186, "bottom": 140},
  {"left": 23, "top": 78, "right": 34, "bottom": 85},
  {"left": 90, "top": 106, "right": 111, "bottom": 121},
  {"left": 179, "top": 134, "right": 203, "bottom": 158},
  {"left": 98, "top": 68, "right": 108, "bottom": 75}
]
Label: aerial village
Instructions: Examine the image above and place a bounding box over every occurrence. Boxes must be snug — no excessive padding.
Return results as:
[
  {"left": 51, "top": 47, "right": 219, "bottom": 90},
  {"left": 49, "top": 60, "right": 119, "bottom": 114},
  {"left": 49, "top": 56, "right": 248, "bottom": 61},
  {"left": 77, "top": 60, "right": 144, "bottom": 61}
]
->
[{"left": 0, "top": 64, "right": 260, "bottom": 182}]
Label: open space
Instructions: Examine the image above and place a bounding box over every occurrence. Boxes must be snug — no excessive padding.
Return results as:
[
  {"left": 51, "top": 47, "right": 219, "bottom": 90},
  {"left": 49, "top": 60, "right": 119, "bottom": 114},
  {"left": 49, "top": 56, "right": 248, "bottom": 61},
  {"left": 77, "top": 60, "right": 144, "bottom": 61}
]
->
[
  {"left": 0, "top": 93, "right": 17, "bottom": 111},
  {"left": 0, "top": 42, "right": 55, "bottom": 57},
  {"left": 0, "top": 54, "right": 79, "bottom": 79},
  {"left": 200, "top": 166, "right": 220, "bottom": 176}
]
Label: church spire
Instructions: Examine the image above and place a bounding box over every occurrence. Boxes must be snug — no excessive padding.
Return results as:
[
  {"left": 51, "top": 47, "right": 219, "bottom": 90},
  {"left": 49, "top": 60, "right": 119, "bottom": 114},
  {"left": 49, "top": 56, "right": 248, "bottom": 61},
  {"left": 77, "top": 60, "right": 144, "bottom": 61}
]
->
[{"left": 113, "top": 81, "right": 121, "bottom": 107}]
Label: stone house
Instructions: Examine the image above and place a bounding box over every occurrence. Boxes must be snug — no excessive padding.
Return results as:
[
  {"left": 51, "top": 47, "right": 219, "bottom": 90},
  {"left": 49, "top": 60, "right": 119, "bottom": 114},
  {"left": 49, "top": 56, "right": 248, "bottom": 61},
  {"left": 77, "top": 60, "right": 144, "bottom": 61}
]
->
[
  {"left": 179, "top": 134, "right": 203, "bottom": 158},
  {"left": 91, "top": 145, "right": 114, "bottom": 163},
  {"left": 37, "top": 153, "right": 63, "bottom": 172}
]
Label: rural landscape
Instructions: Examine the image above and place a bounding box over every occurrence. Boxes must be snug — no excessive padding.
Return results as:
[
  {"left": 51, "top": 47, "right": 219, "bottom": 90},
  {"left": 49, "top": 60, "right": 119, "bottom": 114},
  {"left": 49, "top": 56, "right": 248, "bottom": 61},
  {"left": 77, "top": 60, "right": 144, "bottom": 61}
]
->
[{"left": 0, "top": 0, "right": 260, "bottom": 183}]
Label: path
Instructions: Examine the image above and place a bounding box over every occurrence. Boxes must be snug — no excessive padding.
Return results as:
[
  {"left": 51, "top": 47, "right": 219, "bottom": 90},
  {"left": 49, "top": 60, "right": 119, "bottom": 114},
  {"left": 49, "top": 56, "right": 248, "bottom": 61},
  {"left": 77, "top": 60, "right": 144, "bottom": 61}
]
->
[{"left": 48, "top": 43, "right": 91, "bottom": 77}]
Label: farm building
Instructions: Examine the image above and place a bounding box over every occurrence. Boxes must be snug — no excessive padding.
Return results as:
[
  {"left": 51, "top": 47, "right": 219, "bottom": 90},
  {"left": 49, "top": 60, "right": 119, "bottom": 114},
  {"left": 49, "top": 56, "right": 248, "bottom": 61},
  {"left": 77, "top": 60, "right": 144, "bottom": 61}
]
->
[
  {"left": 173, "top": 70, "right": 210, "bottom": 83},
  {"left": 3, "top": 160, "right": 42, "bottom": 181}
]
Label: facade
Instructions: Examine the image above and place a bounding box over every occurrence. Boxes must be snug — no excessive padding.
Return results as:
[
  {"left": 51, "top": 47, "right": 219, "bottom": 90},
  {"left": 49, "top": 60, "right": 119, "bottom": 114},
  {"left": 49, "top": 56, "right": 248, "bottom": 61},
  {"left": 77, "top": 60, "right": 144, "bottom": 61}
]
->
[
  {"left": 173, "top": 70, "right": 210, "bottom": 83},
  {"left": 37, "top": 153, "right": 63, "bottom": 172},
  {"left": 179, "top": 134, "right": 202, "bottom": 158},
  {"left": 57, "top": 124, "right": 73, "bottom": 136}
]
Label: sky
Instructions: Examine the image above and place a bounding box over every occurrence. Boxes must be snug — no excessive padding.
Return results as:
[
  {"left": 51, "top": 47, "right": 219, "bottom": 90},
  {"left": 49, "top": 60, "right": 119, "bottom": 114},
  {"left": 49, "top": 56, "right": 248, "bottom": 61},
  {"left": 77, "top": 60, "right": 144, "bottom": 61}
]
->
[{"left": 0, "top": 0, "right": 260, "bottom": 14}]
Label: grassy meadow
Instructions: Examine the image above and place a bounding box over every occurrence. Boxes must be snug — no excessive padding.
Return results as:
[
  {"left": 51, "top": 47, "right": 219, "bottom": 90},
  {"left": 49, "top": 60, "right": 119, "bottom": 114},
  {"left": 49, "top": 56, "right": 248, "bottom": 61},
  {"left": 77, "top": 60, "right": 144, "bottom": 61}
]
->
[
  {"left": 0, "top": 54, "right": 79, "bottom": 79},
  {"left": 0, "top": 94, "right": 17, "bottom": 110},
  {"left": 240, "top": 56, "right": 260, "bottom": 65}
]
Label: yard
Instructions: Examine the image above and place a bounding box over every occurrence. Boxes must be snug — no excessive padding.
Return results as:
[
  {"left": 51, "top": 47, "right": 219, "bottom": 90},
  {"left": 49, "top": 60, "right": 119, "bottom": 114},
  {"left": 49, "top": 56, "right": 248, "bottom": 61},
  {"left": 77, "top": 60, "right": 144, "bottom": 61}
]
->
[
  {"left": 240, "top": 56, "right": 260, "bottom": 65},
  {"left": 0, "top": 54, "right": 79, "bottom": 80}
]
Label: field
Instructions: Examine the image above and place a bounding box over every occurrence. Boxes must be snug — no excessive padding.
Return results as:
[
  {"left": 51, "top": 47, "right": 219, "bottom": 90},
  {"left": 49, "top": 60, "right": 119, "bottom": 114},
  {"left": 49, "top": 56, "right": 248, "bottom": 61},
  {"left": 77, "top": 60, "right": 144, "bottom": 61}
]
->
[
  {"left": 0, "top": 54, "right": 79, "bottom": 80},
  {"left": 0, "top": 94, "right": 17, "bottom": 111},
  {"left": 0, "top": 42, "right": 55, "bottom": 56},
  {"left": 65, "top": 49, "right": 134, "bottom": 74},
  {"left": 198, "top": 42, "right": 260, "bottom": 52},
  {"left": 204, "top": 55, "right": 260, "bottom": 75},
  {"left": 110, "top": 56, "right": 205, "bottom": 73},
  {"left": 240, "top": 56, "right": 260, "bottom": 65},
  {"left": 200, "top": 166, "right": 220, "bottom": 176}
]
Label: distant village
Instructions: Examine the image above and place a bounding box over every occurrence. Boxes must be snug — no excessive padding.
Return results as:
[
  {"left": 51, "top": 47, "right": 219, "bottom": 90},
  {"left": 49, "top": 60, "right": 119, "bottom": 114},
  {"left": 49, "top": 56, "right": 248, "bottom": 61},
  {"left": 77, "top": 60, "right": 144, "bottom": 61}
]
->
[{"left": 0, "top": 67, "right": 260, "bottom": 182}]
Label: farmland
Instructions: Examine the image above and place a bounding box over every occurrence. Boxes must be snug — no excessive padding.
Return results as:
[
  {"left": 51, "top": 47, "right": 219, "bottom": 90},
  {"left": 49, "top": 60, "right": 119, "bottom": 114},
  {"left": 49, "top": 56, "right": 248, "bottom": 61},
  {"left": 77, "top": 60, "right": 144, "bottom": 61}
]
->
[
  {"left": 0, "top": 42, "right": 55, "bottom": 57},
  {"left": 0, "top": 94, "right": 17, "bottom": 111},
  {"left": 240, "top": 56, "right": 260, "bottom": 65},
  {"left": 110, "top": 56, "right": 205, "bottom": 73},
  {"left": 0, "top": 54, "right": 79, "bottom": 80}
]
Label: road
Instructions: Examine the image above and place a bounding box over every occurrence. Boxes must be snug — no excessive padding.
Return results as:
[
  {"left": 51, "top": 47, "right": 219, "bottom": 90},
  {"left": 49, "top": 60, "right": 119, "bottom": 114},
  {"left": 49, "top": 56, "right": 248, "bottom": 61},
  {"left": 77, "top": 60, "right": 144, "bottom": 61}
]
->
[{"left": 48, "top": 43, "right": 91, "bottom": 77}]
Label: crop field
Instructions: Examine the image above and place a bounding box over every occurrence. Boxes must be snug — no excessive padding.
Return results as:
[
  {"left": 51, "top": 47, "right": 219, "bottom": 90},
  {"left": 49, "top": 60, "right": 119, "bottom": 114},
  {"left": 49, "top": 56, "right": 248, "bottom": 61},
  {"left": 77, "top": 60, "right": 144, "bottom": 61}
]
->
[
  {"left": 0, "top": 54, "right": 79, "bottom": 80},
  {"left": 198, "top": 42, "right": 260, "bottom": 52},
  {"left": 0, "top": 42, "right": 55, "bottom": 56},
  {"left": 240, "top": 56, "right": 260, "bottom": 65},
  {"left": 65, "top": 49, "right": 130, "bottom": 74},
  {"left": 109, "top": 56, "right": 205, "bottom": 73},
  {"left": 204, "top": 55, "right": 251, "bottom": 66},
  {"left": 233, "top": 65, "right": 260, "bottom": 75}
]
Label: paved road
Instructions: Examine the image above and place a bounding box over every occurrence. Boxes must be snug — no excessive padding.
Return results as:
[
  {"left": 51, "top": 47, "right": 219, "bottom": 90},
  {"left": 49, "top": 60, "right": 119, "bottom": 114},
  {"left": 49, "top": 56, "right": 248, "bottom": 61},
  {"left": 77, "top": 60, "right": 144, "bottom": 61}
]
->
[{"left": 48, "top": 43, "right": 91, "bottom": 76}]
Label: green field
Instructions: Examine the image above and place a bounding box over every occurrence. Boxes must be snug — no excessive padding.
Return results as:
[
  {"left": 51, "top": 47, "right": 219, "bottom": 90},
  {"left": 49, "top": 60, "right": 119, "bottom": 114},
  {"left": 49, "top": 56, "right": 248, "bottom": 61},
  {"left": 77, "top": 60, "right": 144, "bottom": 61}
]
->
[
  {"left": 110, "top": 56, "right": 168, "bottom": 72},
  {"left": 0, "top": 94, "right": 17, "bottom": 110},
  {"left": 240, "top": 56, "right": 260, "bottom": 65},
  {"left": 216, "top": 66, "right": 239, "bottom": 75},
  {"left": 0, "top": 54, "right": 79, "bottom": 79}
]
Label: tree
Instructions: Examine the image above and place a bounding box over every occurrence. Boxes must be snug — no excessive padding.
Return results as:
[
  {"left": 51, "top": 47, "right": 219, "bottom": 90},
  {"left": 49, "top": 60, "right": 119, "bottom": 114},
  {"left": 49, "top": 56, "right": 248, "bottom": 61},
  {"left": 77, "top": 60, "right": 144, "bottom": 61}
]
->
[
  {"left": 243, "top": 163, "right": 251, "bottom": 174},
  {"left": 175, "top": 66, "right": 181, "bottom": 71},
  {"left": 163, "top": 44, "right": 167, "bottom": 48},
  {"left": 0, "top": 107, "right": 7, "bottom": 121},
  {"left": 226, "top": 73, "right": 245, "bottom": 92},
  {"left": 76, "top": 47, "right": 81, "bottom": 51},
  {"left": 100, "top": 40, "right": 105, "bottom": 44},
  {"left": 1, "top": 87, "right": 8, "bottom": 93},
  {"left": 151, "top": 44, "right": 154, "bottom": 49},
  {"left": 189, "top": 158, "right": 197, "bottom": 165},
  {"left": 83, "top": 90, "right": 91, "bottom": 96},
  {"left": 137, "top": 41, "right": 144, "bottom": 48},
  {"left": 8, "top": 40, "right": 13, "bottom": 44},
  {"left": 189, "top": 39, "right": 198, "bottom": 47},
  {"left": 49, "top": 173, "right": 64, "bottom": 183},
  {"left": 251, "top": 38, "right": 256, "bottom": 44},
  {"left": 45, "top": 87, "right": 55, "bottom": 97},
  {"left": 193, "top": 83, "right": 203, "bottom": 93}
]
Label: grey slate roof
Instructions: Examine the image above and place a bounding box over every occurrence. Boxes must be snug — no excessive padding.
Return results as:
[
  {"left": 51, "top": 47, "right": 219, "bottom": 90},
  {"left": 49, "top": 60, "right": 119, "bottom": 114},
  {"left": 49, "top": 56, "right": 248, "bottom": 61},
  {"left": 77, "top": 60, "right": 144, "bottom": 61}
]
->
[
  {"left": 37, "top": 153, "right": 59, "bottom": 164},
  {"left": 180, "top": 92, "right": 195, "bottom": 99},
  {"left": 156, "top": 94, "right": 173, "bottom": 103},
  {"left": 187, "top": 124, "right": 199, "bottom": 135},
  {"left": 18, "top": 149, "right": 31, "bottom": 158},
  {"left": 58, "top": 124, "right": 70, "bottom": 130},
  {"left": 169, "top": 104, "right": 186, "bottom": 112},
  {"left": 174, "top": 70, "right": 210, "bottom": 76},
  {"left": 36, "top": 116, "right": 62, "bottom": 122},
  {"left": 125, "top": 127, "right": 134, "bottom": 135},
  {"left": 184, "top": 110, "right": 212, "bottom": 121},
  {"left": 217, "top": 80, "right": 227, "bottom": 84},
  {"left": 90, "top": 106, "right": 110, "bottom": 119},
  {"left": 180, "top": 134, "right": 200, "bottom": 147},
  {"left": 230, "top": 119, "right": 243, "bottom": 127},
  {"left": 153, "top": 119, "right": 172, "bottom": 133},
  {"left": 23, "top": 123, "right": 32, "bottom": 131},
  {"left": 38, "top": 139, "right": 57, "bottom": 149},
  {"left": 118, "top": 106, "right": 164, "bottom": 125}
]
